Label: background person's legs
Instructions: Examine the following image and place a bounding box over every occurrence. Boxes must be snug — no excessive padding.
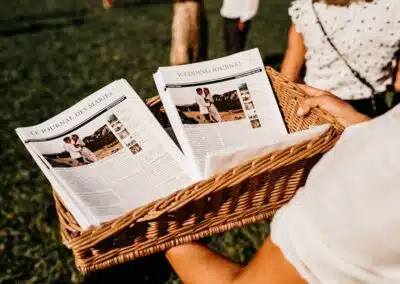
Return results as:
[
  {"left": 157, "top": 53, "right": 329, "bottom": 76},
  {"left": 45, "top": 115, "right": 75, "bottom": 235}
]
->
[
  {"left": 223, "top": 17, "right": 238, "bottom": 55},
  {"left": 170, "top": 2, "right": 191, "bottom": 65},
  {"left": 198, "top": 1, "right": 208, "bottom": 62},
  {"left": 223, "top": 18, "right": 251, "bottom": 55},
  {"left": 171, "top": 1, "right": 206, "bottom": 65},
  {"left": 234, "top": 20, "right": 251, "bottom": 53},
  {"left": 186, "top": 1, "right": 200, "bottom": 62}
]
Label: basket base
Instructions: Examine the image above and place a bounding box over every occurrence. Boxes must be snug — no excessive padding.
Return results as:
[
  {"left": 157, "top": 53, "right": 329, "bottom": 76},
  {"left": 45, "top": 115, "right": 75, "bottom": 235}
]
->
[{"left": 78, "top": 206, "right": 280, "bottom": 274}]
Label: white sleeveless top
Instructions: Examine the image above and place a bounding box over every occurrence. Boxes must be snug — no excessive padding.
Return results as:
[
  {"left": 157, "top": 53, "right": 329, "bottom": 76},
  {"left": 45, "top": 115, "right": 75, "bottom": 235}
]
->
[
  {"left": 289, "top": 0, "right": 400, "bottom": 100},
  {"left": 271, "top": 105, "right": 400, "bottom": 283}
]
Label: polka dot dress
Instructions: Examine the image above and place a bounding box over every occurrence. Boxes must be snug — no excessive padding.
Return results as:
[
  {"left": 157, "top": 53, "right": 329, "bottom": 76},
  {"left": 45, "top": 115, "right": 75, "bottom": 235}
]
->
[{"left": 289, "top": 0, "right": 400, "bottom": 100}]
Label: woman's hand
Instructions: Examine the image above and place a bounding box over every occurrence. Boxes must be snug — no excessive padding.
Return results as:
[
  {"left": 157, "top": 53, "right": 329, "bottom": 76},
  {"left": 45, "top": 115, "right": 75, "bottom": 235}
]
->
[{"left": 297, "top": 84, "right": 370, "bottom": 127}]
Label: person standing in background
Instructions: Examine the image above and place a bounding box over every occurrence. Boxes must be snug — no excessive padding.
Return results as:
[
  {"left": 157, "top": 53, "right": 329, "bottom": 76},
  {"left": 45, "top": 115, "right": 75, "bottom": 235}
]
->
[
  {"left": 170, "top": 0, "right": 208, "bottom": 65},
  {"left": 280, "top": 0, "right": 400, "bottom": 117},
  {"left": 221, "top": 0, "right": 260, "bottom": 55}
]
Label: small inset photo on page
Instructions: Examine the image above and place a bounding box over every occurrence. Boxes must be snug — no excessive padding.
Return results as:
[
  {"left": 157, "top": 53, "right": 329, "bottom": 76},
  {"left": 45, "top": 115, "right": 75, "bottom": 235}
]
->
[
  {"left": 37, "top": 124, "right": 123, "bottom": 168},
  {"left": 117, "top": 128, "right": 130, "bottom": 139},
  {"left": 250, "top": 119, "right": 262, "bottom": 129},
  {"left": 129, "top": 143, "right": 142, "bottom": 155},
  {"left": 238, "top": 83, "right": 252, "bottom": 102},
  {"left": 107, "top": 114, "right": 124, "bottom": 132},
  {"left": 126, "top": 140, "right": 143, "bottom": 155},
  {"left": 170, "top": 85, "right": 246, "bottom": 125},
  {"left": 244, "top": 101, "right": 255, "bottom": 111}
]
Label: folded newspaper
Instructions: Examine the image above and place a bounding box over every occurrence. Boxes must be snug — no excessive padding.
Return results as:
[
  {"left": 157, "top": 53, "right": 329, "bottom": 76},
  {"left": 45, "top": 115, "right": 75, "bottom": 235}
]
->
[
  {"left": 16, "top": 49, "right": 326, "bottom": 229},
  {"left": 154, "top": 49, "right": 288, "bottom": 180}
]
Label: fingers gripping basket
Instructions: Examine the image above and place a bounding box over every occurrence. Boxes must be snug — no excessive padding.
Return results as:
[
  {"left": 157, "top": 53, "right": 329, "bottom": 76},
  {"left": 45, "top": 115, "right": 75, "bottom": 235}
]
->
[{"left": 54, "top": 67, "right": 344, "bottom": 273}]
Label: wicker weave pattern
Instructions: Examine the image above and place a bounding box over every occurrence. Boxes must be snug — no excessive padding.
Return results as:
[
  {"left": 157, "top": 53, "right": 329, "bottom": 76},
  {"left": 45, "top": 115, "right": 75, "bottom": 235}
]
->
[{"left": 54, "top": 67, "right": 343, "bottom": 273}]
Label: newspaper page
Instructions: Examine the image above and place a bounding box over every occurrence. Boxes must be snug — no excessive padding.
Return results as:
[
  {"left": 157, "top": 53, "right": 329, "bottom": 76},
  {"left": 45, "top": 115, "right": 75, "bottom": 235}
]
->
[
  {"left": 154, "top": 49, "right": 288, "bottom": 180},
  {"left": 204, "top": 124, "right": 331, "bottom": 177},
  {"left": 16, "top": 79, "right": 192, "bottom": 229},
  {"left": 14, "top": 136, "right": 94, "bottom": 228}
]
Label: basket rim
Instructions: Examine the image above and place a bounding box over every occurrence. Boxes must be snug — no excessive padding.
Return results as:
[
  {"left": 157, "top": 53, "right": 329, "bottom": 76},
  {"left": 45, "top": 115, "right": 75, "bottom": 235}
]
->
[
  {"left": 64, "top": 127, "right": 340, "bottom": 252},
  {"left": 55, "top": 66, "right": 344, "bottom": 253}
]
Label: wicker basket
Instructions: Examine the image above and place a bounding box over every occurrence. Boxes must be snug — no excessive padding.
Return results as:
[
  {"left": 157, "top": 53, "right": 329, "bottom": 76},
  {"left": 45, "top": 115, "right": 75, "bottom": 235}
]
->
[{"left": 54, "top": 67, "right": 344, "bottom": 273}]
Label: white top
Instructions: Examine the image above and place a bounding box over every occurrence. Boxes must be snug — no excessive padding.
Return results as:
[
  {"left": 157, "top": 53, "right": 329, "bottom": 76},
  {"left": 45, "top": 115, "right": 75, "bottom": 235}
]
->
[
  {"left": 289, "top": 0, "right": 400, "bottom": 100},
  {"left": 271, "top": 105, "right": 400, "bottom": 283},
  {"left": 205, "top": 92, "right": 214, "bottom": 104},
  {"left": 194, "top": 94, "right": 209, "bottom": 114},
  {"left": 64, "top": 143, "right": 82, "bottom": 159},
  {"left": 220, "top": 0, "right": 260, "bottom": 22},
  {"left": 74, "top": 138, "right": 85, "bottom": 147}
]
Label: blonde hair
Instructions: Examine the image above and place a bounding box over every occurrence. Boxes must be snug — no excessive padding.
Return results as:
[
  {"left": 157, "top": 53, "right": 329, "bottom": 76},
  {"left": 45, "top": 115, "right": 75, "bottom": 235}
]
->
[{"left": 313, "top": 0, "right": 374, "bottom": 6}]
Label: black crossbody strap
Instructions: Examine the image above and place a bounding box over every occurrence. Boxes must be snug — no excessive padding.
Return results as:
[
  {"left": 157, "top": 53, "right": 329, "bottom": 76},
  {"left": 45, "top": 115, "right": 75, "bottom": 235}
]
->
[{"left": 311, "top": 2, "right": 377, "bottom": 96}]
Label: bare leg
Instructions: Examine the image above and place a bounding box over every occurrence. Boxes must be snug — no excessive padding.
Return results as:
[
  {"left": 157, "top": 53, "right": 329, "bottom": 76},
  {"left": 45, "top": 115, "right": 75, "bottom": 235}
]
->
[
  {"left": 166, "top": 237, "right": 306, "bottom": 284},
  {"left": 187, "top": 2, "right": 200, "bottom": 62},
  {"left": 170, "top": 2, "right": 190, "bottom": 65}
]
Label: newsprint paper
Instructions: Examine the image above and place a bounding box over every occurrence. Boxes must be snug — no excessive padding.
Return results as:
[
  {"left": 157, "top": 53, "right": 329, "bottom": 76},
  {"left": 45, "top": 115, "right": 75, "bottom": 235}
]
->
[
  {"left": 16, "top": 49, "right": 320, "bottom": 229},
  {"left": 154, "top": 49, "right": 288, "bottom": 180},
  {"left": 16, "top": 80, "right": 192, "bottom": 229},
  {"left": 204, "top": 124, "right": 331, "bottom": 177}
]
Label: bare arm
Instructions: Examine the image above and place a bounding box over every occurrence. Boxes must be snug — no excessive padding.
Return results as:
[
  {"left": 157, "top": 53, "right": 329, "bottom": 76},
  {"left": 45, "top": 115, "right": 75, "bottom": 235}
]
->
[
  {"left": 394, "top": 57, "right": 400, "bottom": 92},
  {"left": 280, "top": 25, "right": 306, "bottom": 83},
  {"left": 166, "top": 237, "right": 305, "bottom": 284}
]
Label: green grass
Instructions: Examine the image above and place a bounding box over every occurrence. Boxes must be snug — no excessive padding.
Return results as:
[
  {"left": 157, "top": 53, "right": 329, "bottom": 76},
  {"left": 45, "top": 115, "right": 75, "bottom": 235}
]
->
[{"left": 0, "top": 0, "right": 291, "bottom": 282}]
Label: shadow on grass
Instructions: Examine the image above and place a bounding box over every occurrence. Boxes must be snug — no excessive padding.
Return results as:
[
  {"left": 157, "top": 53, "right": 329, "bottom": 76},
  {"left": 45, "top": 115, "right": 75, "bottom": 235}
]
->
[
  {"left": 0, "top": 8, "right": 88, "bottom": 23},
  {"left": 82, "top": 253, "right": 173, "bottom": 284},
  {"left": 263, "top": 53, "right": 284, "bottom": 70},
  {"left": 0, "top": 9, "right": 88, "bottom": 37}
]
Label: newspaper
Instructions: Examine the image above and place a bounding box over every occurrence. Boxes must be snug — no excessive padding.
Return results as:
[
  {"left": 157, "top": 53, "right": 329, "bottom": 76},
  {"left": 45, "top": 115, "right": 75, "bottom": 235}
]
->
[
  {"left": 204, "top": 124, "right": 331, "bottom": 178},
  {"left": 16, "top": 50, "right": 303, "bottom": 229},
  {"left": 16, "top": 79, "right": 192, "bottom": 229},
  {"left": 154, "top": 49, "right": 287, "bottom": 180}
]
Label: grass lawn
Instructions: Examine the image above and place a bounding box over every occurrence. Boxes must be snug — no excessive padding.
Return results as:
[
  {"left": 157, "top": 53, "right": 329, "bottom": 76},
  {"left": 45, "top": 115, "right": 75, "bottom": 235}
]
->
[{"left": 0, "top": 0, "right": 292, "bottom": 282}]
